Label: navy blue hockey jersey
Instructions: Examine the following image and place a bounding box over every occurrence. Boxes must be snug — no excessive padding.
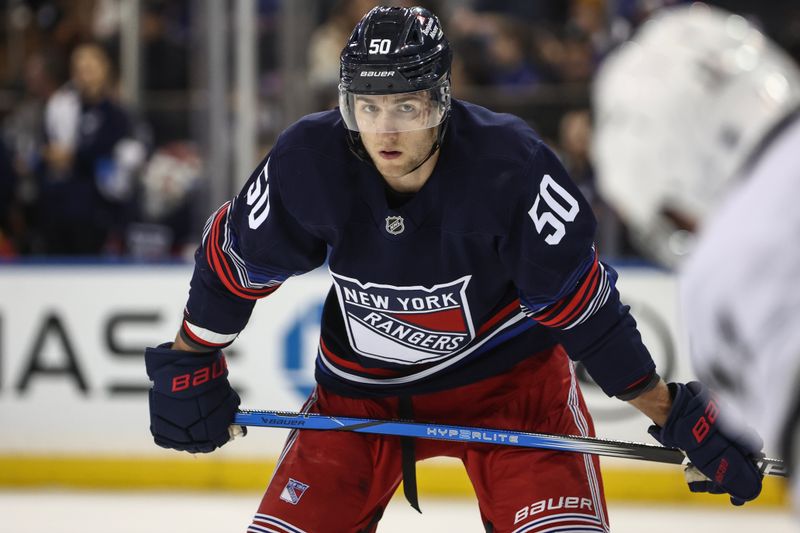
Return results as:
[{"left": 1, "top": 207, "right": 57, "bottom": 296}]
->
[{"left": 180, "top": 100, "right": 655, "bottom": 398}]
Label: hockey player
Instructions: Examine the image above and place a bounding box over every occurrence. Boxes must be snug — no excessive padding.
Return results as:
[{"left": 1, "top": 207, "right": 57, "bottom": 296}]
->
[
  {"left": 145, "top": 6, "right": 764, "bottom": 532},
  {"left": 593, "top": 2, "right": 800, "bottom": 512}
]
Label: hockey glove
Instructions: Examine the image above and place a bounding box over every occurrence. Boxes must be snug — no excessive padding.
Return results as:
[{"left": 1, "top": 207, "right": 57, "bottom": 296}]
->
[
  {"left": 145, "top": 343, "right": 244, "bottom": 453},
  {"left": 647, "top": 381, "right": 763, "bottom": 505}
]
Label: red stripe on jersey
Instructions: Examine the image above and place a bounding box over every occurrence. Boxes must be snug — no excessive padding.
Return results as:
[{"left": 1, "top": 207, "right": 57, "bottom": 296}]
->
[
  {"left": 206, "top": 205, "right": 250, "bottom": 298},
  {"left": 207, "top": 205, "right": 256, "bottom": 299},
  {"left": 534, "top": 252, "right": 599, "bottom": 328},
  {"left": 535, "top": 252, "right": 598, "bottom": 325},
  {"left": 477, "top": 298, "right": 521, "bottom": 336},
  {"left": 547, "top": 262, "right": 600, "bottom": 328},
  {"left": 620, "top": 371, "right": 655, "bottom": 394},
  {"left": 319, "top": 339, "right": 401, "bottom": 377},
  {"left": 206, "top": 203, "right": 279, "bottom": 300}
]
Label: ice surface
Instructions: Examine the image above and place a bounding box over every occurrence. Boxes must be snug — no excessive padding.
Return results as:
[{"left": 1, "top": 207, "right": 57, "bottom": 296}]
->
[{"left": 0, "top": 490, "right": 797, "bottom": 532}]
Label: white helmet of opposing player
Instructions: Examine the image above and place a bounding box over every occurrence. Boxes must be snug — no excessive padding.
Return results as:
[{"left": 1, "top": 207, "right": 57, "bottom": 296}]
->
[{"left": 592, "top": 3, "right": 800, "bottom": 267}]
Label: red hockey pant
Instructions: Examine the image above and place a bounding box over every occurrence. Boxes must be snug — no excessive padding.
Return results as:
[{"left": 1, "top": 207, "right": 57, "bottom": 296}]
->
[{"left": 248, "top": 345, "right": 609, "bottom": 533}]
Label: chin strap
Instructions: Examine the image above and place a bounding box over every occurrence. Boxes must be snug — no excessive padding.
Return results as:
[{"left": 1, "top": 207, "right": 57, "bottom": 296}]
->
[
  {"left": 406, "top": 116, "right": 448, "bottom": 175},
  {"left": 404, "top": 140, "right": 441, "bottom": 175}
]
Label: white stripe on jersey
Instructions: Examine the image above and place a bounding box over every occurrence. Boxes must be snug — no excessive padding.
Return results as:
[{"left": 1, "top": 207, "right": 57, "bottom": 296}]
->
[
  {"left": 319, "top": 312, "right": 528, "bottom": 386},
  {"left": 183, "top": 320, "right": 239, "bottom": 345}
]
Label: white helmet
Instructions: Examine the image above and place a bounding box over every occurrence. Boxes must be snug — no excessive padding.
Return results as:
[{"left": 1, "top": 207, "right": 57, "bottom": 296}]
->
[{"left": 592, "top": 3, "right": 800, "bottom": 267}]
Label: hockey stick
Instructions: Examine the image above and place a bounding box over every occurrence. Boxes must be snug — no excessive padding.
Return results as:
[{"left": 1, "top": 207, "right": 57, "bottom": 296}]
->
[{"left": 233, "top": 409, "right": 786, "bottom": 477}]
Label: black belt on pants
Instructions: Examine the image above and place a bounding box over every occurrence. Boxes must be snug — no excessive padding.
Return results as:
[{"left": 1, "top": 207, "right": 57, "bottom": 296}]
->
[{"left": 398, "top": 395, "right": 421, "bottom": 513}]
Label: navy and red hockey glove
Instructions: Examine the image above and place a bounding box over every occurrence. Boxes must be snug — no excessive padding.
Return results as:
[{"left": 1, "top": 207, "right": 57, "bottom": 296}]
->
[
  {"left": 647, "top": 381, "right": 763, "bottom": 505},
  {"left": 145, "top": 343, "right": 244, "bottom": 453}
]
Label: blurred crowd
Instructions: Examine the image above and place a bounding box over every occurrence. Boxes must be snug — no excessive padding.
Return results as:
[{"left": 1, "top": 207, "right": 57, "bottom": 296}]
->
[
  {"left": 0, "top": 0, "right": 202, "bottom": 259},
  {"left": 0, "top": 0, "right": 798, "bottom": 261}
]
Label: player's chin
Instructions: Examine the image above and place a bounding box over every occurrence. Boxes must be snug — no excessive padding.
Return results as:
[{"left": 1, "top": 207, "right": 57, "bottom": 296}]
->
[{"left": 375, "top": 159, "right": 411, "bottom": 178}]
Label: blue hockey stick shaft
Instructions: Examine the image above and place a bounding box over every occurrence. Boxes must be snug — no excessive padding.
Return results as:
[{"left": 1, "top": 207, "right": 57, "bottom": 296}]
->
[{"left": 233, "top": 409, "right": 786, "bottom": 477}]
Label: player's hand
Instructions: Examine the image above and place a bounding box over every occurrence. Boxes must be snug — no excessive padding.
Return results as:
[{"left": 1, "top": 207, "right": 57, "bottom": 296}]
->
[
  {"left": 647, "top": 381, "right": 763, "bottom": 505},
  {"left": 145, "top": 343, "right": 245, "bottom": 453}
]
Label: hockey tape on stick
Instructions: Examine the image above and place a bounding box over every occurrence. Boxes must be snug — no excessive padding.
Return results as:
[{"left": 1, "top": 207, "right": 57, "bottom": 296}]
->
[{"left": 232, "top": 409, "right": 785, "bottom": 477}]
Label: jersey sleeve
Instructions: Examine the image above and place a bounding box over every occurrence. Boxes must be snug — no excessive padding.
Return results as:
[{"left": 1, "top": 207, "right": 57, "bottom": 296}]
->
[
  {"left": 501, "top": 141, "right": 656, "bottom": 398},
  {"left": 180, "top": 151, "right": 327, "bottom": 350}
]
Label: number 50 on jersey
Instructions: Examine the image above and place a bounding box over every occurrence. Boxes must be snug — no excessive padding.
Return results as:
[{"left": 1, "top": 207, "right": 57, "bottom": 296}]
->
[{"left": 528, "top": 174, "right": 580, "bottom": 245}]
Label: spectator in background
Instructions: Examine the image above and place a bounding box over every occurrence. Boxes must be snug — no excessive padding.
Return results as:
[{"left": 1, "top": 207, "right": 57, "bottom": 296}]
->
[
  {"left": 15, "top": 0, "right": 100, "bottom": 57},
  {"left": 448, "top": 15, "right": 542, "bottom": 92},
  {"left": 470, "top": 0, "right": 568, "bottom": 26},
  {"left": 307, "top": 0, "right": 431, "bottom": 106},
  {"left": 484, "top": 15, "right": 542, "bottom": 89},
  {"left": 558, "top": 108, "right": 633, "bottom": 259},
  {"left": 539, "top": 25, "right": 596, "bottom": 85},
  {"left": 39, "top": 42, "right": 145, "bottom": 255},
  {"left": 141, "top": 1, "right": 189, "bottom": 93},
  {"left": 568, "top": 0, "right": 613, "bottom": 61},
  {"left": 2, "top": 50, "right": 67, "bottom": 254},
  {"left": 140, "top": 0, "right": 190, "bottom": 146},
  {"left": 449, "top": 0, "right": 601, "bottom": 88},
  {"left": 307, "top": 0, "right": 382, "bottom": 107},
  {"left": 93, "top": 0, "right": 189, "bottom": 146},
  {"left": 558, "top": 109, "right": 593, "bottom": 198},
  {"left": 127, "top": 141, "right": 202, "bottom": 260},
  {"left": 446, "top": 6, "right": 496, "bottom": 89}
]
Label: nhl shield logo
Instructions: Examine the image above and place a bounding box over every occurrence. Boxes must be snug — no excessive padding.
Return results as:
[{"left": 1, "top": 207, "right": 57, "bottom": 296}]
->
[
  {"left": 385, "top": 215, "right": 404, "bottom": 235},
  {"left": 331, "top": 272, "right": 475, "bottom": 364}
]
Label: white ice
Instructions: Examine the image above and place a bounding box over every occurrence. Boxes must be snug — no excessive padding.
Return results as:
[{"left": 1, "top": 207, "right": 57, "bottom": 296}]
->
[{"left": 1, "top": 490, "right": 797, "bottom": 532}]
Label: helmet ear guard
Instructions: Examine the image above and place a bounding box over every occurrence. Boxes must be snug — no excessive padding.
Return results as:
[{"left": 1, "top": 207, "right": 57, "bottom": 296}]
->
[{"left": 339, "top": 6, "right": 453, "bottom": 164}]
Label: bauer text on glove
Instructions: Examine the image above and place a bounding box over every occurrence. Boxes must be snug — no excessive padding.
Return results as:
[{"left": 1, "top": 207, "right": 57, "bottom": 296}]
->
[
  {"left": 647, "top": 381, "right": 763, "bottom": 505},
  {"left": 145, "top": 343, "right": 245, "bottom": 453}
]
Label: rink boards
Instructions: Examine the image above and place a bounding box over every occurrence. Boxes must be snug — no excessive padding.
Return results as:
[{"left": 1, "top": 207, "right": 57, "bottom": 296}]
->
[{"left": 0, "top": 264, "right": 788, "bottom": 505}]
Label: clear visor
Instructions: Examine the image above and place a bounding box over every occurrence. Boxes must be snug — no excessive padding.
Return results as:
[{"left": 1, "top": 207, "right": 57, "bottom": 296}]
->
[{"left": 339, "top": 85, "right": 449, "bottom": 133}]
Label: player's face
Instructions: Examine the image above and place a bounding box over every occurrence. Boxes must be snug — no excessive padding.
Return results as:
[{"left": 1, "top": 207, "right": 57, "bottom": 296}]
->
[
  {"left": 71, "top": 44, "right": 111, "bottom": 101},
  {"left": 359, "top": 125, "right": 439, "bottom": 192},
  {"left": 355, "top": 94, "right": 439, "bottom": 192}
]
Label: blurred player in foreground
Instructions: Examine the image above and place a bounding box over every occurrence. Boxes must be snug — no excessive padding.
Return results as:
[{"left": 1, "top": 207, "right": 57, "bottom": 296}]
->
[
  {"left": 146, "top": 5, "right": 763, "bottom": 531},
  {"left": 593, "top": 1, "right": 800, "bottom": 511}
]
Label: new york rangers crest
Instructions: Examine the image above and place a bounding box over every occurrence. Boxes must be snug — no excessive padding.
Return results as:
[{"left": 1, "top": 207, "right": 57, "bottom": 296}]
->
[
  {"left": 385, "top": 215, "right": 404, "bottom": 235},
  {"left": 331, "top": 272, "right": 475, "bottom": 364},
  {"left": 279, "top": 478, "right": 309, "bottom": 505}
]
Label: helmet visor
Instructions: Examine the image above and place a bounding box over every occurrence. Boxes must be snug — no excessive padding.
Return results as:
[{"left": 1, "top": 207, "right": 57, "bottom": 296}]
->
[{"left": 339, "top": 84, "right": 449, "bottom": 133}]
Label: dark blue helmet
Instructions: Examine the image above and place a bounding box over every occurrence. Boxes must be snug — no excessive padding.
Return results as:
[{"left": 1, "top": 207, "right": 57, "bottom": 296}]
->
[
  {"left": 340, "top": 5, "right": 452, "bottom": 94},
  {"left": 339, "top": 6, "right": 452, "bottom": 162}
]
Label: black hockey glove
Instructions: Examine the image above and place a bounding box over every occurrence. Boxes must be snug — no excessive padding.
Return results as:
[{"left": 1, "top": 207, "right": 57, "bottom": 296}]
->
[
  {"left": 647, "top": 381, "right": 763, "bottom": 505},
  {"left": 145, "top": 343, "right": 244, "bottom": 453}
]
